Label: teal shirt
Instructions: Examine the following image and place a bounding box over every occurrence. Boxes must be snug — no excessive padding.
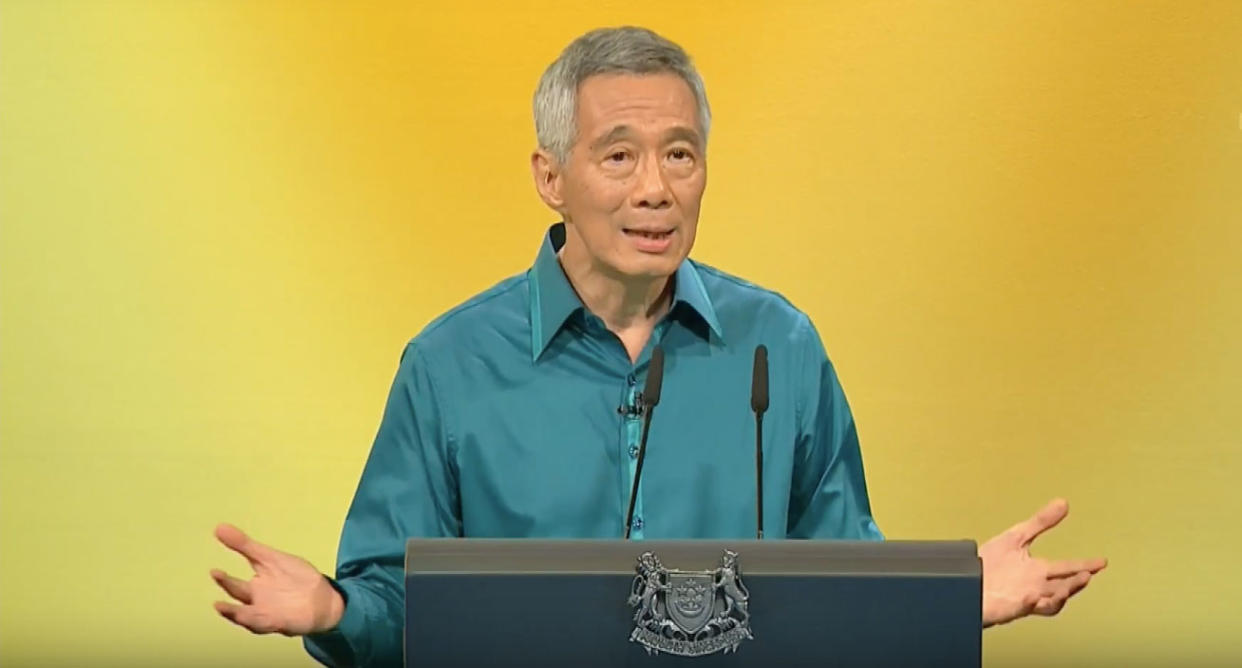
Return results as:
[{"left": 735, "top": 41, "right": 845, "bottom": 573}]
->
[{"left": 304, "top": 223, "right": 882, "bottom": 667}]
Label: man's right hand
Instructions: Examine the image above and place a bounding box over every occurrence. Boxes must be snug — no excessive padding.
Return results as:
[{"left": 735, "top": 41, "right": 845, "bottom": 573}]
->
[{"left": 210, "top": 523, "right": 344, "bottom": 636}]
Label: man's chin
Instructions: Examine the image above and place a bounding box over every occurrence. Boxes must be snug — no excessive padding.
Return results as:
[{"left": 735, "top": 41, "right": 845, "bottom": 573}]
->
[{"left": 609, "top": 256, "right": 681, "bottom": 283}]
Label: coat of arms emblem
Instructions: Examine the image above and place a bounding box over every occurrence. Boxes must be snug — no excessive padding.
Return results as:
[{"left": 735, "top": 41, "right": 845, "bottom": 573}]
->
[{"left": 628, "top": 550, "right": 753, "bottom": 657}]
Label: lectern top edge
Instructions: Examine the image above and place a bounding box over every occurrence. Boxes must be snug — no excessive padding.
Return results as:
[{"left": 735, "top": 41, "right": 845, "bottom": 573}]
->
[{"left": 405, "top": 538, "right": 980, "bottom": 577}]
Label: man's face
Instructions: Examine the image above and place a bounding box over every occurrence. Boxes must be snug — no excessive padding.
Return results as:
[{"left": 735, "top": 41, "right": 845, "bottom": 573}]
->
[{"left": 538, "top": 73, "right": 707, "bottom": 280}]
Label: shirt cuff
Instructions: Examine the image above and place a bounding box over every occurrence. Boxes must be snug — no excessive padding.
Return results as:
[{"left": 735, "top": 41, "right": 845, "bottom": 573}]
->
[{"left": 302, "top": 575, "right": 370, "bottom": 667}]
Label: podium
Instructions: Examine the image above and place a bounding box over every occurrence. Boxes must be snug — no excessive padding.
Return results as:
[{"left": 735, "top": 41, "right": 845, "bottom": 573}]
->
[{"left": 404, "top": 539, "right": 981, "bottom": 667}]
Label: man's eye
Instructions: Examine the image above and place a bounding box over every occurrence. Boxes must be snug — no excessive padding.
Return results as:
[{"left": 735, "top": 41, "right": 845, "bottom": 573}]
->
[
  {"left": 670, "top": 149, "right": 691, "bottom": 161},
  {"left": 607, "top": 152, "right": 629, "bottom": 162}
]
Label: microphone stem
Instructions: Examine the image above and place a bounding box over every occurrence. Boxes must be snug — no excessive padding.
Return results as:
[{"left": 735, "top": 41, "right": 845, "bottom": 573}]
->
[
  {"left": 624, "top": 407, "right": 656, "bottom": 539},
  {"left": 755, "top": 412, "right": 764, "bottom": 540}
]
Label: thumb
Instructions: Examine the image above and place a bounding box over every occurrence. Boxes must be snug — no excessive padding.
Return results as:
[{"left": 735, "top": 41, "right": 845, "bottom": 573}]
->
[
  {"left": 1014, "top": 498, "right": 1069, "bottom": 547},
  {"left": 214, "top": 523, "right": 277, "bottom": 567}
]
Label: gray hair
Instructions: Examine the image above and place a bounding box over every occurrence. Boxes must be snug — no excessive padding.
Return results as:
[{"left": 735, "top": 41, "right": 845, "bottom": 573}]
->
[{"left": 533, "top": 27, "right": 711, "bottom": 163}]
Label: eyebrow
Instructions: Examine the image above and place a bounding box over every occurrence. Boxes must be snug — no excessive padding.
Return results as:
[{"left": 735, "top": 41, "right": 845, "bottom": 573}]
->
[
  {"left": 590, "top": 124, "right": 703, "bottom": 151},
  {"left": 591, "top": 125, "right": 634, "bottom": 150},
  {"left": 662, "top": 126, "right": 702, "bottom": 148}
]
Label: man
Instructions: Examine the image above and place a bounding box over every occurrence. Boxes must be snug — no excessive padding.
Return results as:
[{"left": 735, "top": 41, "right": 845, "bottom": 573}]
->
[{"left": 210, "top": 27, "right": 1106, "bottom": 667}]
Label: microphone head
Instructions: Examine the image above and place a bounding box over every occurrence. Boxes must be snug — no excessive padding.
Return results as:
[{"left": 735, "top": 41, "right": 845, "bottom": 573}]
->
[
  {"left": 751, "top": 344, "right": 769, "bottom": 414},
  {"left": 643, "top": 346, "right": 665, "bottom": 407}
]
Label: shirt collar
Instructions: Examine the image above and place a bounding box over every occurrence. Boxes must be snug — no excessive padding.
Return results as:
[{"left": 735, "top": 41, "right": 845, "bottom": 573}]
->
[{"left": 529, "top": 223, "right": 724, "bottom": 361}]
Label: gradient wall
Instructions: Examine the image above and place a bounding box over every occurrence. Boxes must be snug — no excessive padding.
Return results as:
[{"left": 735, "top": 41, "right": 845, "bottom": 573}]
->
[{"left": 2, "top": 1, "right": 1239, "bottom": 666}]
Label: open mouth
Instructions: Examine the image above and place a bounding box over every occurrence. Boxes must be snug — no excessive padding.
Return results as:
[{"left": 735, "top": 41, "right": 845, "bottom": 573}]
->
[{"left": 623, "top": 229, "right": 673, "bottom": 240}]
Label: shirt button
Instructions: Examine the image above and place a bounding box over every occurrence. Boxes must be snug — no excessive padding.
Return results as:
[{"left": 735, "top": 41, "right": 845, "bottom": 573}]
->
[
  {"left": 632, "top": 517, "right": 644, "bottom": 531},
  {"left": 628, "top": 444, "right": 639, "bottom": 458},
  {"left": 626, "top": 373, "right": 637, "bottom": 386}
]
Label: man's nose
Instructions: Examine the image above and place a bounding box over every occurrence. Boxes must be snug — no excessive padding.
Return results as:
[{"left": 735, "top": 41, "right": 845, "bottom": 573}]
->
[{"left": 632, "top": 156, "right": 672, "bottom": 210}]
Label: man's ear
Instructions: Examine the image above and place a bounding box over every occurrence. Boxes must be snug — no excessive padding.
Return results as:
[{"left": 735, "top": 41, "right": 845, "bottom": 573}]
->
[{"left": 531, "top": 149, "right": 566, "bottom": 213}]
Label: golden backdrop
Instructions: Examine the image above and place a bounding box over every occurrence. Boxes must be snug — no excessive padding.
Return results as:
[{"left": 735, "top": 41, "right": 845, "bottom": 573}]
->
[{"left": 2, "top": 1, "right": 1239, "bottom": 666}]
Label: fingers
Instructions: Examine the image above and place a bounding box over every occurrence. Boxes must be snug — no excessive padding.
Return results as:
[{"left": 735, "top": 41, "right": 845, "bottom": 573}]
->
[
  {"left": 1040, "top": 568, "right": 1091, "bottom": 597},
  {"left": 214, "top": 600, "right": 246, "bottom": 626},
  {"left": 1013, "top": 498, "right": 1069, "bottom": 546},
  {"left": 214, "top": 523, "right": 276, "bottom": 567},
  {"left": 213, "top": 600, "right": 253, "bottom": 631},
  {"left": 1032, "top": 596, "right": 1066, "bottom": 616},
  {"left": 213, "top": 600, "right": 276, "bottom": 634},
  {"left": 1035, "top": 570, "right": 1092, "bottom": 616},
  {"left": 1047, "top": 557, "right": 1108, "bottom": 578},
  {"left": 210, "top": 568, "right": 253, "bottom": 604}
]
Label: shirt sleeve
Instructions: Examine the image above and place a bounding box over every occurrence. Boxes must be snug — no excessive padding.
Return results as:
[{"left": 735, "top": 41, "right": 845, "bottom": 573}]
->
[
  {"left": 303, "top": 342, "right": 461, "bottom": 667},
  {"left": 786, "top": 315, "right": 885, "bottom": 541}
]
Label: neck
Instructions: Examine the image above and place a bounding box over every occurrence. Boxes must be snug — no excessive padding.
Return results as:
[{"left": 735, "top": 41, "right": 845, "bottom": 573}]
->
[{"left": 557, "top": 228, "right": 674, "bottom": 335}]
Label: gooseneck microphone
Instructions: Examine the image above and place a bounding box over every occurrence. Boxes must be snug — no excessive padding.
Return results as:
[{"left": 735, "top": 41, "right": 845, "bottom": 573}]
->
[
  {"left": 751, "top": 345, "right": 769, "bottom": 539},
  {"left": 623, "top": 346, "right": 664, "bottom": 539}
]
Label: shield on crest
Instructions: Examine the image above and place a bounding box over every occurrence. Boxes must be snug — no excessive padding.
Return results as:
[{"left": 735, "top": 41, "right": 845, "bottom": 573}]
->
[{"left": 666, "top": 573, "right": 715, "bottom": 634}]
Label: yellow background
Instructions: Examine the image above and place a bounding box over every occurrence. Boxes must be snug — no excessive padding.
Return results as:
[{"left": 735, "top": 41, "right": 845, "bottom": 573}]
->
[{"left": 2, "top": 1, "right": 1239, "bottom": 665}]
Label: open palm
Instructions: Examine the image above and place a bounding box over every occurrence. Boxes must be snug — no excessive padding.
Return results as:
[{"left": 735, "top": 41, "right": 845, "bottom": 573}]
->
[
  {"left": 979, "top": 499, "right": 1107, "bottom": 627},
  {"left": 210, "top": 523, "right": 343, "bottom": 636}
]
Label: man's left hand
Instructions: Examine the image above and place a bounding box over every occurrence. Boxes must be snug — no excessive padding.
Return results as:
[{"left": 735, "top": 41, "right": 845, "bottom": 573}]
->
[{"left": 979, "top": 498, "right": 1107, "bottom": 627}]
